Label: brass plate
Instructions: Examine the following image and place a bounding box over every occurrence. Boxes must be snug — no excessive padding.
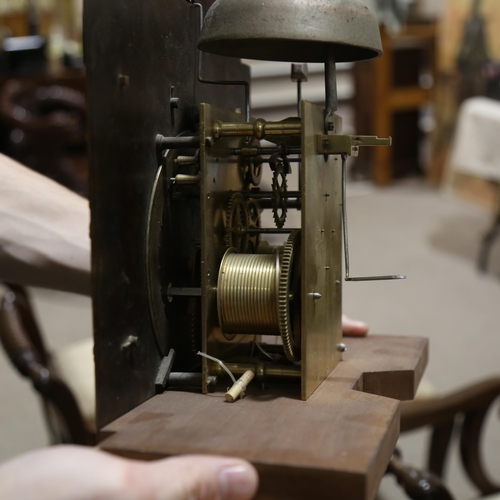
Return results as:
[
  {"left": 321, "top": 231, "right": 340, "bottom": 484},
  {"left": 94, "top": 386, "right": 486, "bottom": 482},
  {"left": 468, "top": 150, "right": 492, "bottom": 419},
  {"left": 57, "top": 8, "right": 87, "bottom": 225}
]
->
[
  {"left": 199, "top": 104, "right": 252, "bottom": 393},
  {"left": 301, "top": 101, "right": 343, "bottom": 400}
]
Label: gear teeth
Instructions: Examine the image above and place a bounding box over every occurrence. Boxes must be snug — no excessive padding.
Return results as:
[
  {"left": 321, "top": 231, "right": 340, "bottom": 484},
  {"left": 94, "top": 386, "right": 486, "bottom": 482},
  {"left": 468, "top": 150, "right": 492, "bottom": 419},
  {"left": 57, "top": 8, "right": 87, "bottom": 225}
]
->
[
  {"left": 272, "top": 163, "right": 288, "bottom": 229},
  {"left": 224, "top": 193, "right": 248, "bottom": 252},
  {"left": 246, "top": 199, "right": 261, "bottom": 252},
  {"left": 223, "top": 194, "right": 235, "bottom": 248},
  {"left": 278, "top": 230, "right": 301, "bottom": 362}
]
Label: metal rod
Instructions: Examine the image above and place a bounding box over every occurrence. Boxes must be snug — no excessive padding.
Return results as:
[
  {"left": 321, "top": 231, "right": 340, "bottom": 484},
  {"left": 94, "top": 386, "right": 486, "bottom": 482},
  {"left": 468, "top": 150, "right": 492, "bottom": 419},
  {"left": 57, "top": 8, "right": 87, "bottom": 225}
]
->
[
  {"left": 233, "top": 147, "right": 302, "bottom": 156},
  {"left": 325, "top": 47, "right": 338, "bottom": 134},
  {"left": 168, "top": 372, "right": 217, "bottom": 387},
  {"left": 283, "top": 158, "right": 302, "bottom": 163},
  {"left": 341, "top": 154, "right": 406, "bottom": 282},
  {"left": 156, "top": 135, "right": 200, "bottom": 151},
  {"left": 166, "top": 287, "right": 202, "bottom": 297},
  {"left": 191, "top": 2, "right": 250, "bottom": 122},
  {"left": 212, "top": 362, "right": 301, "bottom": 381},
  {"left": 244, "top": 228, "right": 299, "bottom": 234},
  {"left": 243, "top": 191, "right": 301, "bottom": 199},
  {"left": 342, "top": 154, "right": 350, "bottom": 278},
  {"left": 260, "top": 200, "right": 301, "bottom": 210},
  {"left": 297, "top": 80, "right": 303, "bottom": 190},
  {"left": 297, "top": 82, "right": 303, "bottom": 191},
  {"left": 213, "top": 118, "right": 301, "bottom": 140},
  {"left": 297, "top": 80, "right": 302, "bottom": 118}
]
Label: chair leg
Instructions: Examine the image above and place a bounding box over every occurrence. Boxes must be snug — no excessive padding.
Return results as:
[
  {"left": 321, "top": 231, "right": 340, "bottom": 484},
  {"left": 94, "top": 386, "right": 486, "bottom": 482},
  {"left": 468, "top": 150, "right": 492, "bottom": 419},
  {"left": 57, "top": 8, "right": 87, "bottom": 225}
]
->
[
  {"left": 460, "top": 407, "right": 500, "bottom": 496},
  {"left": 478, "top": 212, "right": 500, "bottom": 273},
  {"left": 387, "top": 449, "right": 455, "bottom": 500},
  {"left": 428, "top": 421, "right": 454, "bottom": 478}
]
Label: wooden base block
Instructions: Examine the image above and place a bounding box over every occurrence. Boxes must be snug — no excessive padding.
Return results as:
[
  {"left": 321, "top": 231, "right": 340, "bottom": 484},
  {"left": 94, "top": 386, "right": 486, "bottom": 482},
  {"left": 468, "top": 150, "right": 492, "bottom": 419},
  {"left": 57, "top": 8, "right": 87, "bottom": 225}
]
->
[{"left": 99, "top": 335, "right": 428, "bottom": 500}]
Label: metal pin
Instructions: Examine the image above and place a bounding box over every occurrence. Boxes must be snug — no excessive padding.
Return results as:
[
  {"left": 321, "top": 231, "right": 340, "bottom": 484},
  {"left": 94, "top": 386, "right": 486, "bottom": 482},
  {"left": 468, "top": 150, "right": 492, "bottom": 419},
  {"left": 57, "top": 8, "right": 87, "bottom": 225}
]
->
[
  {"left": 174, "top": 156, "right": 198, "bottom": 166},
  {"left": 121, "top": 335, "right": 138, "bottom": 360},
  {"left": 309, "top": 293, "right": 322, "bottom": 300},
  {"left": 337, "top": 343, "right": 347, "bottom": 353}
]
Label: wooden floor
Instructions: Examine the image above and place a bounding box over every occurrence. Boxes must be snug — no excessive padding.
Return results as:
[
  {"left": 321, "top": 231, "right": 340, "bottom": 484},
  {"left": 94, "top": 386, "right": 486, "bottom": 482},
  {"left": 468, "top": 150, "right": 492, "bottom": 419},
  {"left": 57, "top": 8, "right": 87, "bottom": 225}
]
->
[{"left": 99, "top": 335, "right": 428, "bottom": 500}]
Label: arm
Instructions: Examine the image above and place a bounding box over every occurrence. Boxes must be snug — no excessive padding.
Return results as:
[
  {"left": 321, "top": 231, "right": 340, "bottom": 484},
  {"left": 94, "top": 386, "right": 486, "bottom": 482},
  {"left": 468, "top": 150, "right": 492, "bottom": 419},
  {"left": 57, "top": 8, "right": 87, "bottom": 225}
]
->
[
  {"left": 0, "top": 445, "right": 258, "bottom": 500},
  {"left": 0, "top": 154, "right": 90, "bottom": 295}
]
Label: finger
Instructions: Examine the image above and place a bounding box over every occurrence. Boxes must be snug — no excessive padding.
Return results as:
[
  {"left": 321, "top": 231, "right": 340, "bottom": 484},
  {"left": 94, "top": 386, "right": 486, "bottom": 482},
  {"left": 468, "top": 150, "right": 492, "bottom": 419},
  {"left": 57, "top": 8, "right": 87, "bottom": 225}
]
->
[
  {"left": 342, "top": 314, "right": 369, "bottom": 337},
  {"left": 125, "top": 454, "right": 259, "bottom": 500}
]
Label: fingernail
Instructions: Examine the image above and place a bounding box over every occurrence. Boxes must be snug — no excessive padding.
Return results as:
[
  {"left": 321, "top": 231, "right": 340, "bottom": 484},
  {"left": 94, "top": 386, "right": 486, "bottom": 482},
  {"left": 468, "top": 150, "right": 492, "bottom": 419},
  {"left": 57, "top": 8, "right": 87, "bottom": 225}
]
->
[{"left": 218, "top": 464, "right": 258, "bottom": 500}]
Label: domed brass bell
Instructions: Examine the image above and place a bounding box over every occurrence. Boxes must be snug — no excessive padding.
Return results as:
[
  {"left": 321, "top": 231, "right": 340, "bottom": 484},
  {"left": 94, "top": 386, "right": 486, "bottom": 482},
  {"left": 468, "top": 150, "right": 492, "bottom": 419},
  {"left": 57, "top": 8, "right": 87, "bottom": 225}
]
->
[{"left": 198, "top": 0, "right": 382, "bottom": 63}]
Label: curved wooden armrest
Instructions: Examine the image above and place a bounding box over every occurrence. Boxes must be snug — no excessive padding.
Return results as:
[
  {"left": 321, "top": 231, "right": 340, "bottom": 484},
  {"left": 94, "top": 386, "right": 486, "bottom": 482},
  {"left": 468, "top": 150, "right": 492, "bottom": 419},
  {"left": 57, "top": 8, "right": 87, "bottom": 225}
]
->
[
  {"left": 400, "top": 378, "right": 500, "bottom": 496},
  {"left": 401, "top": 378, "right": 500, "bottom": 432},
  {"left": 0, "top": 286, "right": 92, "bottom": 445}
]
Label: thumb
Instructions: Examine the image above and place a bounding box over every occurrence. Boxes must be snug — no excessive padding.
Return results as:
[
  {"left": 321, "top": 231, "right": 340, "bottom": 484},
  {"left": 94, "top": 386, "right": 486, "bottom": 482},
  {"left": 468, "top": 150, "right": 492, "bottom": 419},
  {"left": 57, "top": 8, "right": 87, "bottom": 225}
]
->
[{"left": 127, "top": 455, "right": 259, "bottom": 500}]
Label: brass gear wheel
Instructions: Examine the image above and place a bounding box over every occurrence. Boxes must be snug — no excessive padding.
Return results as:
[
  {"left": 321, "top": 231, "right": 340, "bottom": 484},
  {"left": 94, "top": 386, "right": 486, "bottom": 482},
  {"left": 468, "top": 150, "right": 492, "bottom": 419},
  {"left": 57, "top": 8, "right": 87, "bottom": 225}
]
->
[
  {"left": 278, "top": 230, "right": 301, "bottom": 362},
  {"left": 242, "top": 156, "right": 263, "bottom": 187},
  {"left": 270, "top": 155, "right": 289, "bottom": 229},
  {"left": 224, "top": 193, "right": 249, "bottom": 252},
  {"left": 246, "top": 199, "right": 261, "bottom": 253}
]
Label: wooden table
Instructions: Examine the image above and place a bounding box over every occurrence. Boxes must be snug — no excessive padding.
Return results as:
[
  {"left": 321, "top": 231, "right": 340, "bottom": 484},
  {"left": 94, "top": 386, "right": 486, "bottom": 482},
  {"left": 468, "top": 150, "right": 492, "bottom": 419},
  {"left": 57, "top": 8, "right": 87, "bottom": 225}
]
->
[{"left": 99, "top": 335, "right": 428, "bottom": 500}]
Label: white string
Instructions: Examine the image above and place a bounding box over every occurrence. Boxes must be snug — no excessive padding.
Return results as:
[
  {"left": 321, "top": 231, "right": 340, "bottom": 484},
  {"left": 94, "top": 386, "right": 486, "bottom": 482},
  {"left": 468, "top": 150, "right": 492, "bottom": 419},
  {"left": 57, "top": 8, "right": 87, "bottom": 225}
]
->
[{"left": 197, "top": 351, "right": 236, "bottom": 384}]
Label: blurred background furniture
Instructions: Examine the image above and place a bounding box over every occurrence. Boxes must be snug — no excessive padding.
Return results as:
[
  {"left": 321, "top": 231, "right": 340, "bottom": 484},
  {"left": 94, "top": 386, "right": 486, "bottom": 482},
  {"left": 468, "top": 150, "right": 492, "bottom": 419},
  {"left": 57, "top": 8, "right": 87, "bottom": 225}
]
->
[
  {"left": 354, "top": 22, "right": 437, "bottom": 185},
  {"left": 442, "top": 97, "right": 500, "bottom": 272},
  {"left": 0, "top": 79, "right": 87, "bottom": 195},
  {"left": 429, "top": 0, "right": 500, "bottom": 188},
  {"left": 0, "top": 0, "right": 87, "bottom": 195}
]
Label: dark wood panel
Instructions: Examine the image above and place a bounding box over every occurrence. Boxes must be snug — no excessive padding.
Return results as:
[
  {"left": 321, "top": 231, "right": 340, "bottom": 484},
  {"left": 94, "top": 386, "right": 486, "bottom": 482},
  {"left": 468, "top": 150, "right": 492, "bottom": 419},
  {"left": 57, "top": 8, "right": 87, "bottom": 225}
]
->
[{"left": 84, "top": 0, "right": 250, "bottom": 428}]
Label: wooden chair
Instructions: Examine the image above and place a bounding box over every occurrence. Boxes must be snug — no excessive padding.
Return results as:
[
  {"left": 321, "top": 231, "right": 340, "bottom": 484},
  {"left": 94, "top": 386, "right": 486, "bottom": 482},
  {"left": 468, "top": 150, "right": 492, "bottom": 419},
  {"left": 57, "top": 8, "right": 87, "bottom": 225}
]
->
[
  {"left": 386, "top": 377, "right": 500, "bottom": 499},
  {"left": 0, "top": 284, "right": 94, "bottom": 446}
]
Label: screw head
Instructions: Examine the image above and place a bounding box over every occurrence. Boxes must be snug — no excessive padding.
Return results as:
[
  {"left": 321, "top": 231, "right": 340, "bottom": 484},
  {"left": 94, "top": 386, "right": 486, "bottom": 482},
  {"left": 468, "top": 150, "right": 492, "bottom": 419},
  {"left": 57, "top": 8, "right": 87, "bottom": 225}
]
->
[{"left": 337, "top": 343, "right": 347, "bottom": 353}]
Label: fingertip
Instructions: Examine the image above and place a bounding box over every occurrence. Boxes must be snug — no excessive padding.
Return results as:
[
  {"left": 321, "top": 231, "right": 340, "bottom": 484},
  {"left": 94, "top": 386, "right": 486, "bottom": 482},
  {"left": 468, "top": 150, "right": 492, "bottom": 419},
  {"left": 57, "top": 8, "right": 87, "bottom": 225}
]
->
[
  {"left": 219, "top": 462, "right": 259, "bottom": 500},
  {"left": 351, "top": 321, "right": 369, "bottom": 336},
  {"left": 342, "top": 314, "right": 369, "bottom": 337},
  {"left": 143, "top": 455, "right": 259, "bottom": 500}
]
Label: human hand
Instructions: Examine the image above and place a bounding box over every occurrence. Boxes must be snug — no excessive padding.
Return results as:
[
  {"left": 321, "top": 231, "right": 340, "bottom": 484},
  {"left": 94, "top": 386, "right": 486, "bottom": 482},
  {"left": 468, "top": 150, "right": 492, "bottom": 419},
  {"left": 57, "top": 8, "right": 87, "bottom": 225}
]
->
[
  {"left": 342, "top": 314, "right": 369, "bottom": 337},
  {"left": 0, "top": 445, "right": 259, "bottom": 500}
]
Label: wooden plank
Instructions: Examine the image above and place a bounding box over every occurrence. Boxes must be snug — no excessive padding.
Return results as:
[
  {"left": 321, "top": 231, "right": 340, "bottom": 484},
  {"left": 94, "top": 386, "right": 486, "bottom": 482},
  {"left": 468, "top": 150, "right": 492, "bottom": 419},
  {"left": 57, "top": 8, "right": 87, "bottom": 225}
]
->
[{"left": 99, "top": 335, "right": 428, "bottom": 500}]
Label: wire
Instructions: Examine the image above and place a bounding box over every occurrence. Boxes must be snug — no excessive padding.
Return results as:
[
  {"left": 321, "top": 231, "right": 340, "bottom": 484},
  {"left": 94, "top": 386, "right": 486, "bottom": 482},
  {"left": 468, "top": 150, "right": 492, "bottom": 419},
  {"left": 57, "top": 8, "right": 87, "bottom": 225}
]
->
[
  {"left": 255, "top": 341, "right": 275, "bottom": 361},
  {"left": 187, "top": 1, "right": 251, "bottom": 122},
  {"left": 197, "top": 351, "right": 236, "bottom": 384}
]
